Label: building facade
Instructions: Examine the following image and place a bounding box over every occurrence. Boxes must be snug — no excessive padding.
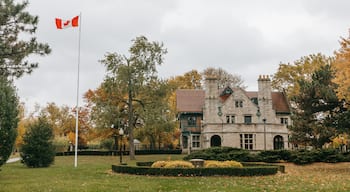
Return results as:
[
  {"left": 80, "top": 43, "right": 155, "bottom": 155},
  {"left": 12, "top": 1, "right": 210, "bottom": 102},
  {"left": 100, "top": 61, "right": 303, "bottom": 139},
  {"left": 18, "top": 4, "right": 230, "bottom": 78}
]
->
[{"left": 176, "top": 75, "right": 291, "bottom": 153}]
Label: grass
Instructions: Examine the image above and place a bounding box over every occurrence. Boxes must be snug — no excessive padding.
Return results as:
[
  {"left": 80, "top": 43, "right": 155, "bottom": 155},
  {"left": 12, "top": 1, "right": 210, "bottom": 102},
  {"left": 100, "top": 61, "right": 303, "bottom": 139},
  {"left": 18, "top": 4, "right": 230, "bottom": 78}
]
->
[{"left": 1, "top": 155, "right": 350, "bottom": 192}]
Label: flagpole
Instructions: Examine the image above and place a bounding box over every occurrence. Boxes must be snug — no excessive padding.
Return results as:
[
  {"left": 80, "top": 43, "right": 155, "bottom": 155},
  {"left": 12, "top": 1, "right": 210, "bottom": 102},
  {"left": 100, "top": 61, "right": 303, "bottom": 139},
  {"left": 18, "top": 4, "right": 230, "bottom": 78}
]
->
[{"left": 74, "top": 13, "right": 82, "bottom": 168}]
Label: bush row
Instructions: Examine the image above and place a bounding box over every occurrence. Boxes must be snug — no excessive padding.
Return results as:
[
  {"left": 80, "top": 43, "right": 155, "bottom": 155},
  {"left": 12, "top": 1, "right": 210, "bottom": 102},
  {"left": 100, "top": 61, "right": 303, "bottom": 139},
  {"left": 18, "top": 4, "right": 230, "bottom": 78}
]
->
[
  {"left": 56, "top": 149, "right": 182, "bottom": 156},
  {"left": 111, "top": 165, "right": 278, "bottom": 176},
  {"left": 184, "top": 147, "right": 350, "bottom": 165}
]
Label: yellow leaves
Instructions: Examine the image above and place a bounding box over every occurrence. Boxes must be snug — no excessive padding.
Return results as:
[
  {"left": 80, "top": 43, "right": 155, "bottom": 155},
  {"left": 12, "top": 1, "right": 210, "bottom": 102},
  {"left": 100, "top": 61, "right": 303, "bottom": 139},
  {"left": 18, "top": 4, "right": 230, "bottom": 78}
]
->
[
  {"left": 272, "top": 53, "right": 331, "bottom": 99},
  {"left": 67, "top": 132, "right": 76, "bottom": 144},
  {"left": 331, "top": 134, "right": 348, "bottom": 149},
  {"left": 151, "top": 160, "right": 195, "bottom": 168},
  {"left": 204, "top": 160, "right": 243, "bottom": 168},
  {"left": 333, "top": 34, "right": 350, "bottom": 103}
]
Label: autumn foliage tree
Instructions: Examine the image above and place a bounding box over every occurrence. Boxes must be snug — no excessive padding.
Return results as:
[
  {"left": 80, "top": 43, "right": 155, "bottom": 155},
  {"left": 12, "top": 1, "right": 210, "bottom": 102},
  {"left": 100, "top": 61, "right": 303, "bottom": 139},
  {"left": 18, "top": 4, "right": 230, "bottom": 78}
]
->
[
  {"left": 136, "top": 79, "right": 175, "bottom": 149},
  {"left": 333, "top": 33, "right": 350, "bottom": 104},
  {"left": 272, "top": 53, "right": 333, "bottom": 100},
  {"left": 202, "top": 67, "right": 245, "bottom": 89},
  {"left": 96, "top": 36, "right": 167, "bottom": 159}
]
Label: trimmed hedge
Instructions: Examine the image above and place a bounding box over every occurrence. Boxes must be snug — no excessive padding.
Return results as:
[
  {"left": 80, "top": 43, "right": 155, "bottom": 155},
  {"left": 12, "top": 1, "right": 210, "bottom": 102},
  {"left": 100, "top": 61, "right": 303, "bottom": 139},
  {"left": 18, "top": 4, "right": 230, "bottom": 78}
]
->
[
  {"left": 56, "top": 149, "right": 182, "bottom": 156},
  {"left": 242, "top": 162, "right": 285, "bottom": 173},
  {"left": 56, "top": 151, "right": 116, "bottom": 156},
  {"left": 136, "top": 161, "right": 154, "bottom": 166},
  {"left": 184, "top": 147, "right": 255, "bottom": 162},
  {"left": 184, "top": 147, "right": 350, "bottom": 165},
  {"left": 112, "top": 164, "right": 278, "bottom": 176}
]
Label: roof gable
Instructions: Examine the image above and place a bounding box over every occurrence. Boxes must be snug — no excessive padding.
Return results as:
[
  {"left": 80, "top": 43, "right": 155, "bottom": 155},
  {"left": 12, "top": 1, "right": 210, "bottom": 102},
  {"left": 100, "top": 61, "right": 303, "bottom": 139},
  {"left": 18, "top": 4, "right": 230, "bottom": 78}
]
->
[
  {"left": 176, "top": 89, "right": 205, "bottom": 112},
  {"left": 176, "top": 89, "right": 290, "bottom": 114},
  {"left": 246, "top": 91, "right": 290, "bottom": 113}
]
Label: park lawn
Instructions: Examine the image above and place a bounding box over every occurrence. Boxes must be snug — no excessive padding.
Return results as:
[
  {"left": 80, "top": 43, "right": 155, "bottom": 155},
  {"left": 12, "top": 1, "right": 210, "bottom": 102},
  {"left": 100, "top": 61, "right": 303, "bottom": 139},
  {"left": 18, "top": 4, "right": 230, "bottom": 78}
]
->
[{"left": 1, "top": 155, "right": 350, "bottom": 192}]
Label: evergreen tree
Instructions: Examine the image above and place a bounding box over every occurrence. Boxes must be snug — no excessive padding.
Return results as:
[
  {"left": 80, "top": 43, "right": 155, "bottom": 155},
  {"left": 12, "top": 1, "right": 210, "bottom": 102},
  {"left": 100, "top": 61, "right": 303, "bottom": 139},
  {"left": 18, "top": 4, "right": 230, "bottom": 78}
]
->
[
  {"left": 289, "top": 65, "right": 339, "bottom": 148},
  {"left": 21, "top": 117, "right": 55, "bottom": 168},
  {"left": 0, "top": 76, "right": 18, "bottom": 167},
  {"left": 0, "top": 0, "right": 51, "bottom": 78}
]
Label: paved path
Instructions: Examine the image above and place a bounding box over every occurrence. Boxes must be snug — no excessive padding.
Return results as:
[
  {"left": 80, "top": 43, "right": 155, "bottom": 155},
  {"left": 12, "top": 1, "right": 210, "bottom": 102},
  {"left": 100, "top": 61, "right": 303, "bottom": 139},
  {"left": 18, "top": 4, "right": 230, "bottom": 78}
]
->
[{"left": 6, "top": 157, "right": 21, "bottom": 163}]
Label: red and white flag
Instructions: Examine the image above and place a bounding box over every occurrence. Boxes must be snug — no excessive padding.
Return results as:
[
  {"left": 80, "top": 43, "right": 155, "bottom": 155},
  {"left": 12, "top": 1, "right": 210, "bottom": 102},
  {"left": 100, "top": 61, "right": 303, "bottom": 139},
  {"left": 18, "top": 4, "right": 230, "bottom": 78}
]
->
[{"left": 55, "top": 16, "right": 79, "bottom": 29}]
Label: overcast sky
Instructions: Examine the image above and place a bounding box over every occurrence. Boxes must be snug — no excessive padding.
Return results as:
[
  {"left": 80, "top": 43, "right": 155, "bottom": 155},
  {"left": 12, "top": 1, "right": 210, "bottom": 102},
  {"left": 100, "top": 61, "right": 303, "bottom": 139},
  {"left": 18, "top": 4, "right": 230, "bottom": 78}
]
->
[{"left": 14, "top": 0, "right": 350, "bottom": 111}]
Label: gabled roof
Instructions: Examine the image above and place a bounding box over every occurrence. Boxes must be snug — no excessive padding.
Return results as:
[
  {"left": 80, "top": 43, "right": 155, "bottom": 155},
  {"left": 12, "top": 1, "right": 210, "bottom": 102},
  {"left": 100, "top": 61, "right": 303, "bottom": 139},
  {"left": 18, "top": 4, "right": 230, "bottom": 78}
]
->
[
  {"left": 176, "top": 89, "right": 205, "bottom": 113},
  {"left": 246, "top": 91, "right": 290, "bottom": 114},
  {"left": 176, "top": 89, "right": 291, "bottom": 114}
]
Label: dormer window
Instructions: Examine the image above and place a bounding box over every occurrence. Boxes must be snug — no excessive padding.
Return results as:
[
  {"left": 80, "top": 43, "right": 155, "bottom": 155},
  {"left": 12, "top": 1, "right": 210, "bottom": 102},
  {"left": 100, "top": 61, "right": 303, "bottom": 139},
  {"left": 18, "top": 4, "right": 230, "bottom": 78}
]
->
[
  {"left": 188, "top": 117, "right": 196, "bottom": 126},
  {"left": 235, "top": 100, "right": 243, "bottom": 108},
  {"left": 225, "top": 88, "right": 232, "bottom": 94},
  {"left": 221, "top": 87, "right": 233, "bottom": 96}
]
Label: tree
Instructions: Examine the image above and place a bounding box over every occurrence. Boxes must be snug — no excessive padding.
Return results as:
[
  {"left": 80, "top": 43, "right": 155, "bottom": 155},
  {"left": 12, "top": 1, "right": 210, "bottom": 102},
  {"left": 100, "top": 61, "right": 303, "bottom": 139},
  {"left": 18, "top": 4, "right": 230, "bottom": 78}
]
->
[
  {"left": 272, "top": 53, "right": 333, "bottom": 99},
  {"left": 21, "top": 117, "right": 55, "bottom": 168},
  {"left": 0, "top": 76, "right": 18, "bottom": 167},
  {"left": 202, "top": 67, "right": 245, "bottom": 89},
  {"left": 168, "top": 70, "right": 202, "bottom": 90},
  {"left": 289, "top": 65, "right": 339, "bottom": 148},
  {"left": 333, "top": 32, "right": 350, "bottom": 104},
  {"left": 40, "top": 103, "right": 90, "bottom": 149},
  {"left": 0, "top": 0, "right": 51, "bottom": 78},
  {"left": 15, "top": 103, "right": 30, "bottom": 151},
  {"left": 99, "top": 36, "right": 167, "bottom": 159},
  {"left": 136, "top": 79, "right": 175, "bottom": 149}
]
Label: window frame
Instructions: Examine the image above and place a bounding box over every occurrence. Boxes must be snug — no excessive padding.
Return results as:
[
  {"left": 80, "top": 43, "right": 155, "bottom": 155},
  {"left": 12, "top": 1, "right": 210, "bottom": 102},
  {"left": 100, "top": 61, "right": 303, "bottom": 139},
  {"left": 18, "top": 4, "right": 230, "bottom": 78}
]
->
[
  {"left": 244, "top": 115, "right": 252, "bottom": 124},
  {"left": 240, "top": 134, "right": 255, "bottom": 150},
  {"left": 192, "top": 134, "right": 200, "bottom": 148}
]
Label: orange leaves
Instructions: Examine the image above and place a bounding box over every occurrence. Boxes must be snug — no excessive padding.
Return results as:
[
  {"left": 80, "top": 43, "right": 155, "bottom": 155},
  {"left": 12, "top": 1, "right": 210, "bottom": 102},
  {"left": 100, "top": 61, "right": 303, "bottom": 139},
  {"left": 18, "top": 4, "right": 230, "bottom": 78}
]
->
[{"left": 333, "top": 34, "right": 350, "bottom": 103}]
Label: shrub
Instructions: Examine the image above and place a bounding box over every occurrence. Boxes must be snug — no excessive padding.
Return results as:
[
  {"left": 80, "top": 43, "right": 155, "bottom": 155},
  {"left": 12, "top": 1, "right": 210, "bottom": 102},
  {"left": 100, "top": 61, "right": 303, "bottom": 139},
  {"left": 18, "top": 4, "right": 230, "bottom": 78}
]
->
[
  {"left": 163, "top": 161, "right": 194, "bottom": 168},
  {"left": 0, "top": 77, "right": 19, "bottom": 168},
  {"left": 184, "top": 147, "right": 252, "bottom": 162},
  {"left": 222, "top": 160, "right": 243, "bottom": 168},
  {"left": 100, "top": 138, "right": 114, "bottom": 150},
  {"left": 53, "top": 136, "right": 69, "bottom": 152},
  {"left": 152, "top": 160, "right": 194, "bottom": 168},
  {"left": 21, "top": 117, "right": 55, "bottom": 168},
  {"left": 258, "top": 150, "right": 292, "bottom": 163},
  {"left": 151, "top": 161, "right": 167, "bottom": 168},
  {"left": 204, "top": 160, "right": 243, "bottom": 168}
]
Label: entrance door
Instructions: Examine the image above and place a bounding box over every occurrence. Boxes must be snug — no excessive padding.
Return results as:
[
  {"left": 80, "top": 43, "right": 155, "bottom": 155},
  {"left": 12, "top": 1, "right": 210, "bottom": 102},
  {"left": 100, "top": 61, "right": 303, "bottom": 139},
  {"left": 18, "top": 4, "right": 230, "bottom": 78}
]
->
[
  {"left": 273, "top": 135, "right": 284, "bottom": 150},
  {"left": 210, "top": 135, "right": 221, "bottom": 147}
]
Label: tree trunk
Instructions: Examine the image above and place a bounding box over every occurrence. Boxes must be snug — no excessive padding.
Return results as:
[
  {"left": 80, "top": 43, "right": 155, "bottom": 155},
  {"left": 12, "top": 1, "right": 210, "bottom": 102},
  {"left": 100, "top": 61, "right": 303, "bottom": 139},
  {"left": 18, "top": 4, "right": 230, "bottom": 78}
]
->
[{"left": 127, "top": 60, "right": 135, "bottom": 160}]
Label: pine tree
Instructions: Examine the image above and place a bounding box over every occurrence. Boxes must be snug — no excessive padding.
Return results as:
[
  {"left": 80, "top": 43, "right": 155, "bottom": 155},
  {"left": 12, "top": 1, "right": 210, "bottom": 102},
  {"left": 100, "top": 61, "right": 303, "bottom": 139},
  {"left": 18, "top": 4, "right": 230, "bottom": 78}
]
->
[
  {"left": 21, "top": 117, "right": 55, "bottom": 168},
  {"left": 0, "top": 0, "right": 51, "bottom": 78},
  {"left": 0, "top": 76, "right": 18, "bottom": 168}
]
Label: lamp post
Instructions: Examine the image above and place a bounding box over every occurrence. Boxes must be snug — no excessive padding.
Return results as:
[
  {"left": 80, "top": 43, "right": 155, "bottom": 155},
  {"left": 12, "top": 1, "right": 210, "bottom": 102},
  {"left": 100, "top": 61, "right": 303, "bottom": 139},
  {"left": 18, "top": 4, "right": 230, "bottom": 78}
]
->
[
  {"left": 118, "top": 127, "right": 124, "bottom": 164},
  {"left": 217, "top": 104, "right": 223, "bottom": 146},
  {"left": 111, "top": 124, "right": 118, "bottom": 153},
  {"left": 256, "top": 107, "right": 266, "bottom": 150}
]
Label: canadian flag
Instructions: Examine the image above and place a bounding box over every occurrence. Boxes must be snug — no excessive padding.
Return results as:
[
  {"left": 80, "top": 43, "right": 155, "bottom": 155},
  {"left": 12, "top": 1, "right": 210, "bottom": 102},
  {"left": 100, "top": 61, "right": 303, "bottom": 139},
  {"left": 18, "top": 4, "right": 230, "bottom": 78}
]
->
[{"left": 55, "top": 16, "right": 79, "bottom": 29}]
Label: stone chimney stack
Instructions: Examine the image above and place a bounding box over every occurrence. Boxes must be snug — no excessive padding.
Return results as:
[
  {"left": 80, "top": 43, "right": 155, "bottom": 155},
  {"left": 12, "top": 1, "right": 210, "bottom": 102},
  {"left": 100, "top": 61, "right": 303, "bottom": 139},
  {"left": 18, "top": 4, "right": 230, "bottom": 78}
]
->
[
  {"left": 204, "top": 76, "right": 219, "bottom": 124},
  {"left": 258, "top": 75, "right": 273, "bottom": 121}
]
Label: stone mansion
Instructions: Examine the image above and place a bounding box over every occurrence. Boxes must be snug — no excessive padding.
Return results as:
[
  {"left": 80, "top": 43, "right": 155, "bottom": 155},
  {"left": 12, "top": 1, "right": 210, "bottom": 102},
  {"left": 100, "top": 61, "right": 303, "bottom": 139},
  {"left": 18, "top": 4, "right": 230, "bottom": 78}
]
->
[{"left": 176, "top": 75, "right": 291, "bottom": 153}]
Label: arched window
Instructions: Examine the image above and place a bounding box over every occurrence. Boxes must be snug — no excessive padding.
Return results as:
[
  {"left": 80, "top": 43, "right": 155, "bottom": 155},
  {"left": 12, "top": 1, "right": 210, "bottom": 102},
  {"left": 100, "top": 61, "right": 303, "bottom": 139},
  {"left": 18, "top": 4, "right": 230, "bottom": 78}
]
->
[
  {"left": 210, "top": 135, "right": 221, "bottom": 147},
  {"left": 274, "top": 135, "right": 284, "bottom": 150}
]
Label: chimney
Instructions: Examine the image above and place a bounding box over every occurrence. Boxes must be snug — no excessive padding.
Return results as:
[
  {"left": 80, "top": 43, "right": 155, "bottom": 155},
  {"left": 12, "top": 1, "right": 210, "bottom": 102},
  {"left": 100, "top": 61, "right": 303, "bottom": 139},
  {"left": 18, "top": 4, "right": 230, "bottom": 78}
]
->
[{"left": 258, "top": 75, "right": 272, "bottom": 120}]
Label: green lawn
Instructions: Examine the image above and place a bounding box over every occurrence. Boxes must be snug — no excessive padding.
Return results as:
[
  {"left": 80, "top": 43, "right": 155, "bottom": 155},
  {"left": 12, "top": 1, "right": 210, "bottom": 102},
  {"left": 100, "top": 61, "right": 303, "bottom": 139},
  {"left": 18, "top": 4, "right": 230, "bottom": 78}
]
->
[{"left": 1, "top": 155, "right": 350, "bottom": 192}]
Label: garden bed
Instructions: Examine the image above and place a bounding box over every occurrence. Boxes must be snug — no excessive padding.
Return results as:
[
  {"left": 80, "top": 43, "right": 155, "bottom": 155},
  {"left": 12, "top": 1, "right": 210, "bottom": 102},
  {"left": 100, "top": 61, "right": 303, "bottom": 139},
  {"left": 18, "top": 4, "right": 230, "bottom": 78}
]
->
[{"left": 112, "top": 162, "right": 281, "bottom": 176}]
